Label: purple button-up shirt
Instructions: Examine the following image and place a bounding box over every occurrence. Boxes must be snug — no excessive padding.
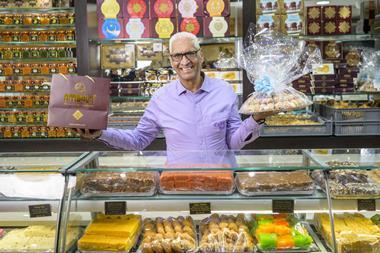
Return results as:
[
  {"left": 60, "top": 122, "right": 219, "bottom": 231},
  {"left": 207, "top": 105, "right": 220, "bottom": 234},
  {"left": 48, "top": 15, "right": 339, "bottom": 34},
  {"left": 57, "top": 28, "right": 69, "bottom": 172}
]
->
[{"left": 99, "top": 75, "right": 260, "bottom": 154}]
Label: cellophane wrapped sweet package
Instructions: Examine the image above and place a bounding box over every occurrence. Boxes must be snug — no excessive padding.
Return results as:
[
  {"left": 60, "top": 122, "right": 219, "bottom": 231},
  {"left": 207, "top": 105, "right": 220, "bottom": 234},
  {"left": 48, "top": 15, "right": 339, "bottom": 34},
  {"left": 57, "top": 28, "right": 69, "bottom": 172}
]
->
[
  {"left": 358, "top": 48, "right": 380, "bottom": 92},
  {"left": 239, "top": 29, "right": 322, "bottom": 115}
]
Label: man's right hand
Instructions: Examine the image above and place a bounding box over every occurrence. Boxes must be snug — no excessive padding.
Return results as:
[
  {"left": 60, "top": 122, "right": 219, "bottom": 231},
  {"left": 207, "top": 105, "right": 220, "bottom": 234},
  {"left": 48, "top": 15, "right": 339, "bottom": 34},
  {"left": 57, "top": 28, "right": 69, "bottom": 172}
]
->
[{"left": 75, "top": 128, "right": 102, "bottom": 140}]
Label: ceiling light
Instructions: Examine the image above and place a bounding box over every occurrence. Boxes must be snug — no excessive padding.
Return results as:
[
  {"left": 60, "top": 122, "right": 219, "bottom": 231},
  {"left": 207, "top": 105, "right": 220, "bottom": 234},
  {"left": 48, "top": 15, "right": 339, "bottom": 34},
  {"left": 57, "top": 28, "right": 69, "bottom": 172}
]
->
[{"left": 316, "top": 1, "right": 330, "bottom": 5}]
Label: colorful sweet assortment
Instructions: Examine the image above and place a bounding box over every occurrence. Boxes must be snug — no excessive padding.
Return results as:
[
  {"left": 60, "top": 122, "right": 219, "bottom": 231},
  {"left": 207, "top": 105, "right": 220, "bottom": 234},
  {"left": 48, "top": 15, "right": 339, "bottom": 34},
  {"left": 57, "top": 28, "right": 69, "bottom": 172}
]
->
[
  {"left": 316, "top": 213, "right": 380, "bottom": 253},
  {"left": 199, "top": 214, "right": 254, "bottom": 252},
  {"left": 0, "top": 225, "right": 78, "bottom": 251},
  {"left": 78, "top": 214, "right": 141, "bottom": 251},
  {"left": 160, "top": 171, "right": 234, "bottom": 194},
  {"left": 141, "top": 216, "right": 197, "bottom": 253},
  {"left": 252, "top": 214, "right": 313, "bottom": 251}
]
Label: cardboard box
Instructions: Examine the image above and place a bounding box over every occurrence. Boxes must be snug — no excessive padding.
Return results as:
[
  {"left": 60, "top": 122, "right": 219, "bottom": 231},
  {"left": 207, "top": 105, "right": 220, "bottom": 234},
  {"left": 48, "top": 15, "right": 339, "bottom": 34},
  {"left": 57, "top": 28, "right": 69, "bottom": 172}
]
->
[
  {"left": 335, "top": 87, "right": 354, "bottom": 93},
  {"left": 313, "top": 74, "right": 336, "bottom": 81},
  {"left": 203, "top": 16, "right": 230, "bottom": 37},
  {"left": 323, "top": 41, "right": 342, "bottom": 60},
  {"left": 136, "top": 43, "right": 163, "bottom": 60},
  {"left": 323, "top": 20, "right": 338, "bottom": 35},
  {"left": 98, "top": 18, "right": 124, "bottom": 39},
  {"left": 256, "top": 14, "right": 282, "bottom": 33},
  {"left": 256, "top": 0, "right": 284, "bottom": 14},
  {"left": 306, "top": 6, "right": 322, "bottom": 35},
  {"left": 97, "top": 0, "right": 123, "bottom": 18},
  {"left": 336, "top": 20, "right": 351, "bottom": 34},
  {"left": 284, "top": 13, "right": 303, "bottom": 34},
  {"left": 314, "top": 80, "right": 337, "bottom": 87},
  {"left": 124, "top": 18, "right": 151, "bottom": 38},
  {"left": 151, "top": 18, "right": 177, "bottom": 38},
  {"left": 322, "top": 5, "right": 337, "bottom": 20},
  {"left": 177, "top": 0, "right": 203, "bottom": 17},
  {"left": 100, "top": 44, "right": 136, "bottom": 69},
  {"left": 337, "top": 5, "right": 352, "bottom": 20},
  {"left": 283, "top": 0, "right": 303, "bottom": 13},
  {"left": 314, "top": 87, "right": 335, "bottom": 94},
  {"left": 178, "top": 17, "right": 203, "bottom": 36},
  {"left": 123, "top": 0, "right": 149, "bottom": 18},
  {"left": 150, "top": 0, "right": 176, "bottom": 18},
  {"left": 203, "top": 0, "right": 230, "bottom": 17}
]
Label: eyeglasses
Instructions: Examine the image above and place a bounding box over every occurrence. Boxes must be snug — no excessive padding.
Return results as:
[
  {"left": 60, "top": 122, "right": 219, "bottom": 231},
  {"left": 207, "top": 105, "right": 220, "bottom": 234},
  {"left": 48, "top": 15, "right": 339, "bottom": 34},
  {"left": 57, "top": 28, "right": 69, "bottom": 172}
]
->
[{"left": 170, "top": 50, "right": 199, "bottom": 62}]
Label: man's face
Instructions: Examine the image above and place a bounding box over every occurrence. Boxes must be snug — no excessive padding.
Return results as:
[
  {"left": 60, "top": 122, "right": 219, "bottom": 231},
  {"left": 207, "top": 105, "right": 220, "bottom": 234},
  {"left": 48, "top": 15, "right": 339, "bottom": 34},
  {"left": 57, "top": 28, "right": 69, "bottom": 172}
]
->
[{"left": 170, "top": 38, "right": 204, "bottom": 82}]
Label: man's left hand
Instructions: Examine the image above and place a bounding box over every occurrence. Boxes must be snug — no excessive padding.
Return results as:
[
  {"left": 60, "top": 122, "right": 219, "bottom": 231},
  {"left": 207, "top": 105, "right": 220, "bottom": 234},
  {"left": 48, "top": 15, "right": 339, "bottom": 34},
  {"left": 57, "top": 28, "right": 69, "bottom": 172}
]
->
[{"left": 252, "top": 111, "right": 277, "bottom": 122}]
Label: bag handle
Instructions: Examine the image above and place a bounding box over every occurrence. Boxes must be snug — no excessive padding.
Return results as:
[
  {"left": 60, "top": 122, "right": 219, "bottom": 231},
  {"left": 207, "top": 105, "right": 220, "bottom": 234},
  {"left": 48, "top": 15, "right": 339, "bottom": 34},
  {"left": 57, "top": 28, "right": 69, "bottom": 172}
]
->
[{"left": 58, "top": 73, "right": 95, "bottom": 84}]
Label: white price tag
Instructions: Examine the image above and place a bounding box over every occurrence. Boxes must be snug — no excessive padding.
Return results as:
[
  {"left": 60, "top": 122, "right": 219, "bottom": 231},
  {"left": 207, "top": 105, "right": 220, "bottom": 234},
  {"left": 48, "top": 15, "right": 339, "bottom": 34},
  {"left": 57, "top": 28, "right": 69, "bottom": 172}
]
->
[{"left": 153, "top": 43, "right": 163, "bottom": 52}]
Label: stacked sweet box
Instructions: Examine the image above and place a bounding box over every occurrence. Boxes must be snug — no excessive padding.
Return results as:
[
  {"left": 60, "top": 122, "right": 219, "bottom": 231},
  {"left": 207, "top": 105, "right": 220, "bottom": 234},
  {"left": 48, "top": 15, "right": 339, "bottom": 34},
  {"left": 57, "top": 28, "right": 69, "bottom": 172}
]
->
[
  {"left": 150, "top": 0, "right": 177, "bottom": 38},
  {"left": 97, "top": 0, "right": 125, "bottom": 39},
  {"left": 123, "top": 0, "right": 151, "bottom": 38},
  {"left": 203, "top": 0, "right": 230, "bottom": 37},
  {"left": 177, "top": 0, "right": 203, "bottom": 36}
]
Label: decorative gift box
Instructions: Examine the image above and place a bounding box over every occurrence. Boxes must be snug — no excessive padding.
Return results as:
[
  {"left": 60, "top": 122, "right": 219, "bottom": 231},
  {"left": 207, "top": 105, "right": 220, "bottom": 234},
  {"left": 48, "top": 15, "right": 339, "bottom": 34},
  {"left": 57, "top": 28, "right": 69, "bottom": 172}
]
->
[
  {"left": 313, "top": 74, "right": 336, "bottom": 81},
  {"left": 256, "top": 0, "right": 284, "bottom": 14},
  {"left": 203, "top": 0, "right": 230, "bottom": 17},
  {"left": 314, "top": 87, "right": 335, "bottom": 94},
  {"left": 306, "top": 6, "right": 322, "bottom": 35},
  {"left": 48, "top": 74, "right": 110, "bottom": 130},
  {"left": 100, "top": 44, "right": 136, "bottom": 69},
  {"left": 203, "top": 16, "right": 230, "bottom": 37},
  {"left": 322, "top": 41, "right": 342, "bottom": 60},
  {"left": 177, "top": 0, "right": 203, "bottom": 17},
  {"left": 283, "top": 0, "right": 303, "bottom": 13},
  {"left": 151, "top": 18, "right": 176, "bottom": 38},
  {"left": 124, "top": 18, "right": 151, "bottom": 38},
  {"left": 256, "top": 14, "right": 283, "bottom": 33},
  {"left": 123, "top": 0, "right": 149, "bottom": 18},
  {"left": 284, "top": 13, "right": 303, "bottom": 34},
  {"left": 321, "top": 5, "right": 352, "bottom": 35},
  {"left": 150, "top": 0, "right": 176, "bottom": 18},
  {"left": 314, "top": 80, "right": 337, "bottom": 87},
  {"left": 178, "top": 17, "right": 203, "bottom": 36},
  {"left": 98, "top": 18, "right": 124, "bottom": 39},
  {"left": 136, "top": 43, "right": 164, "bottom": 60},
  {"left": 97, "top": 0, "right": 123, "bottom": 18}
]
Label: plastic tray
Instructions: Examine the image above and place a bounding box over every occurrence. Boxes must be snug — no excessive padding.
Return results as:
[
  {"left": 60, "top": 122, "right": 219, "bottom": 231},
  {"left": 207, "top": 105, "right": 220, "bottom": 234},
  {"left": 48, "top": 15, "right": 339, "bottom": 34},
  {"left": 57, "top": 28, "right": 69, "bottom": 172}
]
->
[
  {"left": 78, "top": 171, "right": 158, "bottom": 197},
  {"left": 334, "top": 121, "right": 380, "bottom": 136},
  {"left": 235, "top": 171, "right": 315, "bottom": 197},
  {"left": 260, "top": 116, "right": 332, "bottom": 136},
  {"left": 159, "top": 171, "right": 235, "bottom": 195},
  {"left": 316, "top": 103, "right": 380, "bottom": 122}
]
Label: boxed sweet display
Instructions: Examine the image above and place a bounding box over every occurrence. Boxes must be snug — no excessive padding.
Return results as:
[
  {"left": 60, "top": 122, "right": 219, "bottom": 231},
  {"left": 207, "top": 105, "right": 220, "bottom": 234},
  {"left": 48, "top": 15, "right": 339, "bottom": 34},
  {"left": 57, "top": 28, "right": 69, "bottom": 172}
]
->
[
  {"left": 203, "top": 0, "right": 230, "bottom": 17},
  {"left": 77, "top": 171, "right": 159, "bottom": 196},
  {"left": 252, "top": 214, "right": 313, "bottom": 251},
  {"left": 151, "top": 18, "right": 176, "bottom": 38},
  {"left": 256, "top": 0, "right": 284, "bottom": 15},
  {"left": 98, "top": 18, "right": 124, "bottom": 39},
  {"left": 160, "top": 171, "right": 234, "bottom": 194},
  {"left": 203, "top": 16, "right": 229, "bottom": 37},
  {"left": 199, "top": 214, "right": 254, "bottom": 252},
  {"left": 178, "top": 17, "right": 203, "bottom": 36},
  {"left": 124, "top": 18, "right": 152, "bottom": 38},
  {"left": 177, "top": 0, "right": 203, "bottom": 17},
  {"left": 123, "top": 0, "right": 149, "bottom": 18},
  {"left": 141, "top": 216, "right": 196, "bottom": 253},
  {"left": 78, "top": 214, "right": 141, "bottom": 252},
  {"left": 97, "top": 0, "right": 124, "bottom": 18},
  {"left": 150, "top": 0, "right": 176, "bottom": 18},
  {"left": 236, "top": 170, "right": 314, "bottom": 196}
]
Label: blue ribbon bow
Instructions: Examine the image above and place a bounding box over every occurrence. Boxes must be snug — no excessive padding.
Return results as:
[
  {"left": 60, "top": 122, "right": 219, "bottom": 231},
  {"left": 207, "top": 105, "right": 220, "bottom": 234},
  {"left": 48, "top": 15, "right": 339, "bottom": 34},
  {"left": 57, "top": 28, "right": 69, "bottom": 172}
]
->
[{"left": 254, "top": 75, "right": 274, "bottom": 94}]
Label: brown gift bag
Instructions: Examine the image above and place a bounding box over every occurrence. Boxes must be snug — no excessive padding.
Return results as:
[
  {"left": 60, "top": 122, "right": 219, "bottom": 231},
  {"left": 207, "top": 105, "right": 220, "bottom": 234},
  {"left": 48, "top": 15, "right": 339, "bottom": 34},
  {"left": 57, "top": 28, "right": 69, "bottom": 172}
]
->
[{"left": 48, "top": 74, "right": 110, "bottom": 130}]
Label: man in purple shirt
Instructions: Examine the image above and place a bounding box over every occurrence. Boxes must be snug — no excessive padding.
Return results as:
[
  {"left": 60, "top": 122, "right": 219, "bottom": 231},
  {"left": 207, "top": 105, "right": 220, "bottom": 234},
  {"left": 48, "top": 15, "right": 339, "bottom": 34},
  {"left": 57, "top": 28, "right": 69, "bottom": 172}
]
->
[{"left": 79, "top": 32, "right": 271, "bottom": 153}]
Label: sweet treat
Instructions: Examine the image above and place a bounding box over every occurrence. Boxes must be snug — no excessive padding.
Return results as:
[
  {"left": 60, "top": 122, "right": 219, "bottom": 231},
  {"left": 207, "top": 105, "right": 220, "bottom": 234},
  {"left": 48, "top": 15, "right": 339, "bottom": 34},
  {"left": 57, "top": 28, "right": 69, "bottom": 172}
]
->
[
  {"left": 78, "top": 214, "right": 141, "bottom": 251},
  {"left": 160, "top": 171, "right": 234, "bottom": 194},
  {"left": 78, "top": 171, "right": 158, "bottom": 196},
  {"left": 0, "top": 225, "right": 78, "bottom": 251},
  {"left": 312, "top": 169, "right": 380, "bottom": 199},
  {"left": 236, "top": 171, "right": 314, "bottom": 196},
  {"left": 315, "top": 213, "right": 380, "bottom": 253},
  {"left": 265, "top": 114, "right": 320, "bottom": 126},
  {"left": 253, "top": 214, "right": 313, "bottom": 251},
  {"left": 141, "top": 216, "right": 196, "bottom": 253},
  {"left": 199, "top": 214, "right": 254, "bottom": 252}
]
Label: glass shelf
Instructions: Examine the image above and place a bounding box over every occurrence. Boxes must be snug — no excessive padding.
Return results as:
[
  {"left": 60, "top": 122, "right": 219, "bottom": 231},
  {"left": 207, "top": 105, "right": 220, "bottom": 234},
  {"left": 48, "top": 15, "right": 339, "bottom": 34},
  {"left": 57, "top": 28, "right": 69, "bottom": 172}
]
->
[
  {"left": 0, "top": 41, "right": 76, "bottom": 45},
  {"left": 0, "top": 58, "right": 76, "bottom": 63},
  {"left": 0, "top": 25, "right": 75, "bottom": 30},
  {"left": 91, "top": 37, "right": 242, "bottom": 45},
  {"left": 0, "top": 7, "right": 74, "bottom": 13},
  {"left": 0, "top": 91, "right": 50, "bottom": 95},
  {"left": 299, "top": 34, "right": 376, "bottom": 42},
  {"left": 111, "top": 96, "right": 151, "bottom": 101},
  {"left": 110, "top": 80, "right": 168, "bottom": 84}
]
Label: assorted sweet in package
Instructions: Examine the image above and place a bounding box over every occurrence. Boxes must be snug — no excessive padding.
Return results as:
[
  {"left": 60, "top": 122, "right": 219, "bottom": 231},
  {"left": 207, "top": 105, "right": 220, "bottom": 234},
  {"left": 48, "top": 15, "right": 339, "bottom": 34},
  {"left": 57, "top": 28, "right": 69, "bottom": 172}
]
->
[{"left": 239, "top": 30, "right": 322, "bottom": 115}]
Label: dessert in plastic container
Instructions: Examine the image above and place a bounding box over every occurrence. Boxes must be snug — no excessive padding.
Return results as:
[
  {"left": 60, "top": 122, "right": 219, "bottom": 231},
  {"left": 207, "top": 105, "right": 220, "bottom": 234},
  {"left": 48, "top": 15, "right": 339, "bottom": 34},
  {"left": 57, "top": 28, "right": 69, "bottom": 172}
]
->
[
  {"left": 78, "top": 171, "right": 159, "bottom": 197},
  {"left": 140, "top": 216, "right": 196, "bottom": 253},
  {"left": 236, "top": 171, "right": 314, "bottom": 196},
  {"left": 159, "top": 171, "right": 235, "bottom": 195},
  {"left": 239, "top": 29, "right": 321, "bottom": 115},
  {"left": 0, "top": 225, "right": 78, "bottom": 252},
  {"left": 78, "top": 214, "right": 141, "bottom": 252},
  {"left": 315, "top": 213, "right": 380, "bottom": 253},
  {"left": 311, "top": 169, "right": 380, "bottom": 199},
  {"left": 252, "top": 214, "right": 313, "bottom": 252},
  {"left": 199, "top": 214, "right": 254, "bottom": 252}
]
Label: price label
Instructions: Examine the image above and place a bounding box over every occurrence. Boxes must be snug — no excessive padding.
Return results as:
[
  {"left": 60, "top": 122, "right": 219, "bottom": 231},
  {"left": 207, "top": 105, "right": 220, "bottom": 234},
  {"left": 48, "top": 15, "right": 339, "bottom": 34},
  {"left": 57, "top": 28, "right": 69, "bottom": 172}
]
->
[
  {"left": 272, "top": 200, "right": 294, "bottom": 213},
  {"left": 358, "top": 199, "right": 376, "bottom": 211},
  {"left": 189, "top": 202, "right": 211, "bottom": 215},
  {"left": 105, "top": 201, "right": 127, "bottom": 215},
  {"left": 29, "top": 204, "right": 52, "bottom": 218}
]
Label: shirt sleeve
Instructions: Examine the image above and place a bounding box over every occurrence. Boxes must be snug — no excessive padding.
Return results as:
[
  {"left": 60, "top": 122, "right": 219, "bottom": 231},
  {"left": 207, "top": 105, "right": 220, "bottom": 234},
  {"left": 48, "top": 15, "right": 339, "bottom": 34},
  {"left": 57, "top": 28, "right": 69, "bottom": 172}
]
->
[
  {"left": 226, "top": 97, "right": 261, "bottom": 150},
  {"left": 98, "top": 97, "right": 160, "bottom": 151}
]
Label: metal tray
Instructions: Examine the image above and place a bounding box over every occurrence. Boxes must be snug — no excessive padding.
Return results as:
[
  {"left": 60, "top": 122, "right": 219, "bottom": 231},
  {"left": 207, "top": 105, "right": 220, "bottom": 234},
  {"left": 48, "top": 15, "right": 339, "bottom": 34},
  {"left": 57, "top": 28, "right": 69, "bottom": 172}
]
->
[
  {"left": 316, "top": 103, "right": 380, "bottom": 122},
  {"left": 260, "top": 116, "right": 332, "bottom": 137},
  {"left": 334, "top": 121, "right": 380, "bottom": 136}
]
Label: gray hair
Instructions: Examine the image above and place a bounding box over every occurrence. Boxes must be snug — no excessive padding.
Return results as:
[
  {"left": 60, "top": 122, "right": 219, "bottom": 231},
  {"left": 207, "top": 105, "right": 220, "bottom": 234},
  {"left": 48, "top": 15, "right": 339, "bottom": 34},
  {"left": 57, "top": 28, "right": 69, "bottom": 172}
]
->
[{"left": 169, "top": 32, "right": 200, "bottom": 53}]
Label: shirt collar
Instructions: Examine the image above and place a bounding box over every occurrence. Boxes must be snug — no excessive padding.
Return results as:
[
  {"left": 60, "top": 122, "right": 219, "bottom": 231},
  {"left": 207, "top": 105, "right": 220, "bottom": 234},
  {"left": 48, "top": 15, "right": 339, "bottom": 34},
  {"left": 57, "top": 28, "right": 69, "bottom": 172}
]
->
[{"left": 176, "top": 72, "right": 212, "bottom": 96}]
